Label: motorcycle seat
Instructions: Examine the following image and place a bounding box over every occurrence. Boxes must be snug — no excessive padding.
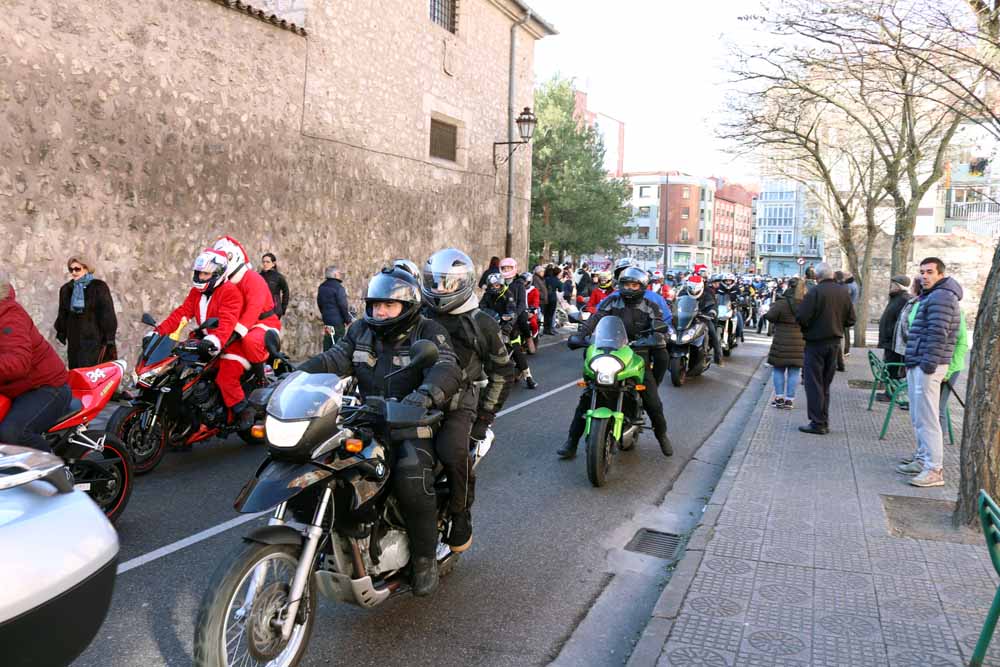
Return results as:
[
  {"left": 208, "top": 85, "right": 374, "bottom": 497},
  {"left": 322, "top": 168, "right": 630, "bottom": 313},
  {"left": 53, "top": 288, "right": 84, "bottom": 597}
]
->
[{"left": 51, "top": 397, "right": 85, "bottom": 425}]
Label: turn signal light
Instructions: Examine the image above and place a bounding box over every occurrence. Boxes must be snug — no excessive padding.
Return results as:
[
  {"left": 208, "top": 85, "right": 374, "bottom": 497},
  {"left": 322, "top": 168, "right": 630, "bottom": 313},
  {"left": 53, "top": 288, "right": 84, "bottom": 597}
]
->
[
  {"left": 636, "top": 384, "right": 646, "bottom": 392},
  {"left": 577, "top": 380, "right": 587, "bottom": 387},
  {"left": 345, "top": 438, "right": 364, "bottom": 453},
  {"left": 250, "top": 425, "right": 266, "bottom": 439}
]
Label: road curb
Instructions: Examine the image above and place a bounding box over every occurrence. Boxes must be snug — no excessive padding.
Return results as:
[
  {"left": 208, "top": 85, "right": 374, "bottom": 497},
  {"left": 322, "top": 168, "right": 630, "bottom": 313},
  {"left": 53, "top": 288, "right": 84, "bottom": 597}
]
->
[{"left": 625, "top": 356, "right": 771, "bottom": 666}]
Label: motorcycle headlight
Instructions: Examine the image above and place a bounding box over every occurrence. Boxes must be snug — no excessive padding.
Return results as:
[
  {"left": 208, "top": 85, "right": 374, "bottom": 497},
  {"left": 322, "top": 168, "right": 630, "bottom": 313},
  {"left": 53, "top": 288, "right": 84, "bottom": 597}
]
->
[
  {"left": 589, "top": 355, "right": 624, "bottom": 386},
  {"left": 680, "top": 328, "right": 698, "bottom": 343},
  {"left": 265, "top": 416, "right": 310, "bottom": 449}
]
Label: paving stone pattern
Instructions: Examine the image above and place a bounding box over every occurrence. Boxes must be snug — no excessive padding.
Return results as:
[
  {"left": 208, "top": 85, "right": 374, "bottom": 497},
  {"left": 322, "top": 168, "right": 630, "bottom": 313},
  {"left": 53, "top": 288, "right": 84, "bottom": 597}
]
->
[{"left": 656, "top": 358, "right": 1000, "bottom": 666}]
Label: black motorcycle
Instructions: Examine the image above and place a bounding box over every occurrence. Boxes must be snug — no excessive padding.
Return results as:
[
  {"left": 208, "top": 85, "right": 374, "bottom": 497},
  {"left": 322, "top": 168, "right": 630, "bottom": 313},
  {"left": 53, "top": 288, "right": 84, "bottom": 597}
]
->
[
  {"left": 107, "top": 314, "right": 289, "bottom": 474},
  {"left": 666, "top": 294, "right": 713, "bottom": 386},
  {"left": 716, "top": 294, "right": 740, "bottom": 357},
  {"left": 192, "top": 340, "right": 493, "bottom": 667}
]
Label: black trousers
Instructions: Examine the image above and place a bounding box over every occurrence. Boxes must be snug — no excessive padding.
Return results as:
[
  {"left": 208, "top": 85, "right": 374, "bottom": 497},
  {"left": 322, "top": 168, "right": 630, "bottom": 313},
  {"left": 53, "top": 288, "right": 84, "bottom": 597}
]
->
[
  {"left": 0, "top": 384, "right": 72, "bottom": 452},
  {"left": 883, "top": 349, "right": 905, "bottom": 380},
  {"left": 510, "top": 342, "right": 529, "bottom": 373},
  {"left": 706, "top": 319, "right": 723, "bottom": 362},
  {"left": 651, "top": 347, "right": 669, "bottom": 385},
  {"left": 435, "top": 390, "right": 476, "bottom": 514},
  {"left": 391, "top": 438, "right": 439, "bottom": 560},
  {"left": 803, "top": 341, "right": 840, "bottom": 429},
  {"left": 543, "top": 300, "right": 557, "bottom": 333},
  {"left": 567, "top": 365, "right": 666, "bottom": 444}
]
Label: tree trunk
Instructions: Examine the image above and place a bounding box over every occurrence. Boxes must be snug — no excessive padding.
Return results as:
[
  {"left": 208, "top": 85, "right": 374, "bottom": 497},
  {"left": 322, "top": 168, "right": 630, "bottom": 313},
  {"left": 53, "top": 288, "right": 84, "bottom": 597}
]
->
[
  {"left": 955, "top": 240, "right": 1000, "bottom": 525},
  {"left": 890, "top": 201, "right": 918, "bottom": 276}
]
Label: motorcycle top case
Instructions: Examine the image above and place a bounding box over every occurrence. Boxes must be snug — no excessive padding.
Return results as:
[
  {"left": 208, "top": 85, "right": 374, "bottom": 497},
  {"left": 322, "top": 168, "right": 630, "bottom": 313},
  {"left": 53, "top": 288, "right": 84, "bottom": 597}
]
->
[{"left": 263, "top": 371, "right": 345, "bottom": 462}]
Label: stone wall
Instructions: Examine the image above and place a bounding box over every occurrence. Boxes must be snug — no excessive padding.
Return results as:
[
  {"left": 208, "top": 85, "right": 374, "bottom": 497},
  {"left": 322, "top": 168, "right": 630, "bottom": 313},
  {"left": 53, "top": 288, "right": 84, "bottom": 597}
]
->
[{"left": 1, "top": 0, "right": 543, "bottom": 363}]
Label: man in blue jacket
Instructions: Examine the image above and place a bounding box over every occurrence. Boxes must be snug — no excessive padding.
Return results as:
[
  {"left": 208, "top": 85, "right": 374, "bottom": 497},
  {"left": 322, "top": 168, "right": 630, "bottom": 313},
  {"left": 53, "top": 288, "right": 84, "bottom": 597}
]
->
[
  {"left": 904, "top": 257, "right": 963, "bottom": 488},
  {"left": 317, "top": 265, "right": 351, "bottom": 350}
]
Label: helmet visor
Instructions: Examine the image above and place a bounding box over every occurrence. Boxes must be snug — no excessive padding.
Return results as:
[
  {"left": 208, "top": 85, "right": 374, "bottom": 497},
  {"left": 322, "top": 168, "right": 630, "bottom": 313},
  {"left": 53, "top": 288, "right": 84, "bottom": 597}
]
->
[
  {"left": 422, "top": 250, "right": 473, "bottom": 296},
  {"left": 366, "top": 271, "right": 421, "bottom": 304}
]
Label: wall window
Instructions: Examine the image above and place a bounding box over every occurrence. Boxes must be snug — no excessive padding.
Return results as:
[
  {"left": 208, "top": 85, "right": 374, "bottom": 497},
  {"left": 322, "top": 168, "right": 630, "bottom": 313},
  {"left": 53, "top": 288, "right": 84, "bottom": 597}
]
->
[
  {"left": 639, "top": 186, "right": 654, "bottom": 198},
  {"left": 639, "top": 227, "right": 649, "bottom": 239},
  {"left": 699, "top": 229, "right": 704, "bottom": 242},
  {"left": 681, "top": 207, "right": 690, "bottom": 220},
  {"left": 429, "top": 119, "right": 458, "bottom": 161},
  {"left": 430, "top": 0, "right": 458, "bottom": 33},
  {"left": 638, "top": 206, "right": 651, "bottom": 217},
  {"left": 682, "top": 187, "right": 690, "bottom": 199},
  {"left": 681, "top": 228, "right": 689, "bottom": 242}
]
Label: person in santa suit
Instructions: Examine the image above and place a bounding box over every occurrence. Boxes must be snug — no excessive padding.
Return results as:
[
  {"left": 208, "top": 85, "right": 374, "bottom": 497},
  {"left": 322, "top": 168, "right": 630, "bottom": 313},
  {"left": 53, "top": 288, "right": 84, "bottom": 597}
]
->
[
  {"left": 155, "top": 247, "right": 243, "bottom": 384},
  {"left": 212, "top": 236, "right": 282, "bottom": 430}
]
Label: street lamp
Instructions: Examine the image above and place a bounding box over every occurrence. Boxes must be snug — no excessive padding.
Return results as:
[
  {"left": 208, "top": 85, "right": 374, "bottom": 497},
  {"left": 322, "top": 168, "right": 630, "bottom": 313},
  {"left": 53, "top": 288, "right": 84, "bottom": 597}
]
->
[
  {"left": 494, "top": 107, "right": 538, "bottom": 257},
  {"left": 798, "top": 240, "right": 806, "bottom": 277}
]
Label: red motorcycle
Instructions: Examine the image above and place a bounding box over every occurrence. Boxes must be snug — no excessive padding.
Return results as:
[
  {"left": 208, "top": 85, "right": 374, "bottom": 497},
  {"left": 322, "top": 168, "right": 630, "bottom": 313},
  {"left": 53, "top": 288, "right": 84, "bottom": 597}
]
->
[{"left": 0, "top": 360, "right": 133, "bottom": 523}]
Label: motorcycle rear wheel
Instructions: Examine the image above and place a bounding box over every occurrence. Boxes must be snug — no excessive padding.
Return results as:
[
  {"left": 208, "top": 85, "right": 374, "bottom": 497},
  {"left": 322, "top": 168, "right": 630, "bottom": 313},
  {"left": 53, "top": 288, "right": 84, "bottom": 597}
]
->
[
  {"left": 586, "top": 418, "right": 615, "bottom": 487},
  {"left": 71, "top": 433, "right": 133, "bottom": 524},
  {"left": 107, "top": 404, "right": 167, "bottom": 475},
  {"left": 669, "top": 358, "right": 687, "bottom": 387},
  {"left": 194, "top": 542, "right": 315, "bottom": 667}
]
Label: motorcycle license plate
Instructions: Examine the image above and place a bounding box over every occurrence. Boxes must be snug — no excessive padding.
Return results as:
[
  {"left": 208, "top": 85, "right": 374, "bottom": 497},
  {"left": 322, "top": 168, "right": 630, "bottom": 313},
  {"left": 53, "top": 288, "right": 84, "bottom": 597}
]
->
[{"left": 74, "top": 482, "right": 92, "bottom": 491}]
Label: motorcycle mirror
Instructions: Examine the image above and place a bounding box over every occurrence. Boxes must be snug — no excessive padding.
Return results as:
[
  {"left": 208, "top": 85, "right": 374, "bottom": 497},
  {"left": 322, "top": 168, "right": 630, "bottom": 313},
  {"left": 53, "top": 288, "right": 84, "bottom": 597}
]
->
[
  {"left": 199, "top": 317, "right": 220, "bottom": 331},
  {"left": 567, "top": 334, "right": 589, "bottom": 350},
  {"left": 141, "top": 312, "right": 157, "bottom": 327}
]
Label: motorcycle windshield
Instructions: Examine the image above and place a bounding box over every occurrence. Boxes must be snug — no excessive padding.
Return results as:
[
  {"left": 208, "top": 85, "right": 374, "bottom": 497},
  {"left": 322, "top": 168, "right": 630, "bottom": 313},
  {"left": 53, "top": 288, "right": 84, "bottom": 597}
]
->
[
  {"left": 717, "top": 294, "right": 732, "bottom": 317},
  {"left": 675, "top": 296, "right": 699, "bottom": 329},
  {"left": 592, "top": 316, "right": 629, "bottom": 350},
  {"left": 267, "top": 371, "right": 344, "bottom": 421},
  {"left": 142, "top": 334, "right": 176, "bottom": 367}
]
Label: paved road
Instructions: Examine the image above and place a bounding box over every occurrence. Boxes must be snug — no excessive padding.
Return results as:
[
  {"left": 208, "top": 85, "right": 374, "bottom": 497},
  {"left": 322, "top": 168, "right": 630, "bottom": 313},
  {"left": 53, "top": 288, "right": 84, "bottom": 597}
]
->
[{"left": 75, "top": 333, "right": 768, "bottom": 667}]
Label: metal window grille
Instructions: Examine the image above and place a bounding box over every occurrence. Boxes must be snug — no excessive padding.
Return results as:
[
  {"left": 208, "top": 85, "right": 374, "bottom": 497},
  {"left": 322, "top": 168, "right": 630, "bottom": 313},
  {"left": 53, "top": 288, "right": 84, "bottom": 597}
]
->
[
  {"left": 430, "top": 0, "right": 457, "bottom": 33},
  {"left": 430, "top": 119, "right": 458, "bottom": 162}
]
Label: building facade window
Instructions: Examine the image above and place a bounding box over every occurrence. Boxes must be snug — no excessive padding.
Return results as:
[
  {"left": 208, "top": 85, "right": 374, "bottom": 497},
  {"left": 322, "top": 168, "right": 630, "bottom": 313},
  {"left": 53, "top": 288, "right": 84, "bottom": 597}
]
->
[
  {"left": 682, "top": 187, "right": 690, "bottom": 199},
  {"left": 638, "top": 206, "right": 651, "bottom": 217},
  {"left": 681, "top": 207, "right": 690, "bottom": 219},
  {"left": 430, "top": 0, "right": 458, "bottom": 33},
  {"left": 639, "top": 186, "right": 654, "bottom": 198},
  {"left": 429, "top": 119, "right": 458, "bottom": 161},
  {"left": 681, "top": 228, "right": 689, "bottom": 242}
]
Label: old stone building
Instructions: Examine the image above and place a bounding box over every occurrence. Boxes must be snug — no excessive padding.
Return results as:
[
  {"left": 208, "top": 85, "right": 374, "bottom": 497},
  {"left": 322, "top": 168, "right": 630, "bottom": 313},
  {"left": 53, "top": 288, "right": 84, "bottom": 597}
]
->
[{"left": 1, "top": 0, "right": 554, "bottom": 360}]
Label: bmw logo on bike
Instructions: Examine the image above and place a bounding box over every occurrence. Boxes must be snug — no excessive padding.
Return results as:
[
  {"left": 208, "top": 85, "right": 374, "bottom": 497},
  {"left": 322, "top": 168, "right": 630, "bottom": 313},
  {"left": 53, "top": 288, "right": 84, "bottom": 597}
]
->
[{"left": 375, "top": 462, "right": 386, "bottom": 478}]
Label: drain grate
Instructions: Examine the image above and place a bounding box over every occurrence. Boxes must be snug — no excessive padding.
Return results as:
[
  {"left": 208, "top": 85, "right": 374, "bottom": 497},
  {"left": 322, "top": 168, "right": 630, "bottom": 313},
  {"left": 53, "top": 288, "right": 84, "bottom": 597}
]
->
[{"left": 625, "top": 529, "right": 682, "bottom": 560}]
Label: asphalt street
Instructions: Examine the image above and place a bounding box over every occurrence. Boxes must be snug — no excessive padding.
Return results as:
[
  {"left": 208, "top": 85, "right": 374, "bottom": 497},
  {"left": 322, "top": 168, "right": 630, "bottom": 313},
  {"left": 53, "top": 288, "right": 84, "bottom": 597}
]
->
[{"left": 74, "top": 332, "right": 768, "bottom": 667}]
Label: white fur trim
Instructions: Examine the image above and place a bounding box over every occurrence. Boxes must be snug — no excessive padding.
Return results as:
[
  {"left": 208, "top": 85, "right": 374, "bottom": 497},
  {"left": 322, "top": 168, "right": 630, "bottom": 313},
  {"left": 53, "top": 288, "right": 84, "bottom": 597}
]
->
[
  {"left": 229, "top": 265, "right": 247, "bottom": 284},
  {"left": 221, "top": 353, "right": 251, "bottom": 370},
  {"left": 251, "top": 323, "right": 280, "bottom": 334},
  {"left": 203, "top": 334, "right": 221, "bottom": 351},
  {"left": 234, "top": 322, "right": 249, "bottom": 337},
  {"left": 199, "top": 294, "right": 210, "bottom": 323}
]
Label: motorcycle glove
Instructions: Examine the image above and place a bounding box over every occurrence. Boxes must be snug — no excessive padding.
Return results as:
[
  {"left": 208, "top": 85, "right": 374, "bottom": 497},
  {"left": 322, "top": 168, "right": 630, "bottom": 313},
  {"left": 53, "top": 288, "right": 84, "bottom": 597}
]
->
[
  {"left": 197, "top": 338, "right": 219, "bottom": 361},
  {"left": 401, "top": 390, "right": 434, "bottom": 410},
  {"left": 471, "top": 416, "right": 492, "bottom": 441}
]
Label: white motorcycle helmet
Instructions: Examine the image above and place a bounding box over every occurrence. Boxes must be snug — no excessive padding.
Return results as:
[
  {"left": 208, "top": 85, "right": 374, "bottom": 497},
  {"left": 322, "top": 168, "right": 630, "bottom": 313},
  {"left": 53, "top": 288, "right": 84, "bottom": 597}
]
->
[
  {"left": 191, "top": 248, "right": 229, "bottom": 293},
  {"left": 213, "top": 236, "right": 249, "bottom": 282}
]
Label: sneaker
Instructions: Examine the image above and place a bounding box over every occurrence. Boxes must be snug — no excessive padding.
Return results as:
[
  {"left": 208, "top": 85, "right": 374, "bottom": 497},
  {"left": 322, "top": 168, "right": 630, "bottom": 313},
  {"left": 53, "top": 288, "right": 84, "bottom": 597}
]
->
[
  {"left": 896, "top": 460, "right": 923, "bottom": 476},
  {"left": 447, "top": 511, "right": 473, "bottom": 553},
  {"left": 910, "top": 469, "right": 944, "bottom": 487},
  {"left": 780, "top": 400, "right": 794, "bottom": 410},
  {"left": 771, "top": 397, "right": 785, "bottom": 408}
]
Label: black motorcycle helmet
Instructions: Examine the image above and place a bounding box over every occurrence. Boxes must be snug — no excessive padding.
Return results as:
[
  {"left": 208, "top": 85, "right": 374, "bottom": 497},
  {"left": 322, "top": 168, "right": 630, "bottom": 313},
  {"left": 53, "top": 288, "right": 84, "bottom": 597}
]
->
[
  {"left": 421, "top": 248, "right": 476, "bottom": 314},
  {"left": 363, "top": 266, "right": 423, "bottom": 339},
  {"left": 618, "top": 267, "right": 648, "bottom": 305}
]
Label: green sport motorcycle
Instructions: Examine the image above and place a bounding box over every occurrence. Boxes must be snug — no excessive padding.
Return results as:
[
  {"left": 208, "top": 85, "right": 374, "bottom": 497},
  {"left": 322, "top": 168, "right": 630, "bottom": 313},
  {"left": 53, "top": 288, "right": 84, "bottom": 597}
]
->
[{"left": 567, "top": 315, "right": 670, "bottom": 487}]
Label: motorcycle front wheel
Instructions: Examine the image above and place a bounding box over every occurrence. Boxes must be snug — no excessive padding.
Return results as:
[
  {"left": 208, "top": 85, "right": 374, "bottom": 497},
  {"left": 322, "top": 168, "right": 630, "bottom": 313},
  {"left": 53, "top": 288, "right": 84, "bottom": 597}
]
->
[
  {"left": 586, "top": 418, "right": 615, "bottom": 487},
  {"left": 194, "top": 542, "right": 316, "bottom": 667},
  {"left": 107, "top": 404, "right": 167, "bottom": 475},
  {"left": 669, "top": 358, "right": 687, "bottom": 387}
]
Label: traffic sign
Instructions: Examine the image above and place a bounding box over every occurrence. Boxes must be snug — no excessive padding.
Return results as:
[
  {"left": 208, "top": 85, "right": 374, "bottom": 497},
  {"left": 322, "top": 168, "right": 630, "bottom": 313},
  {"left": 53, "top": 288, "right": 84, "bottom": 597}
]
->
[{"left": 797, "top": 257, "right": 806, "bottom": 265}]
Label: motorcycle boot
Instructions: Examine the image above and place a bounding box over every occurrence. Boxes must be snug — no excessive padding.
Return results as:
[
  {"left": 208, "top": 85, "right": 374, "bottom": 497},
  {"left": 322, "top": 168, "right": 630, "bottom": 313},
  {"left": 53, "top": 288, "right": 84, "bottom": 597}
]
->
[
  {"left": 447, "top": 509, "right": 473, "bottom": 552},
  {"left": 411, "top": 557, "right": 440, "bottom": 597},
  {"left": 557, "top": 438, "right": 578, "bottom": 459},
  {"left": 524, "top": 369, "right": 538, "bottom": 389},
  {"left": 656, "top": 429, "right": 673, "bottom": 457},
  {"left": 232, "top": 399, "right": 256, "bottom": 432}
]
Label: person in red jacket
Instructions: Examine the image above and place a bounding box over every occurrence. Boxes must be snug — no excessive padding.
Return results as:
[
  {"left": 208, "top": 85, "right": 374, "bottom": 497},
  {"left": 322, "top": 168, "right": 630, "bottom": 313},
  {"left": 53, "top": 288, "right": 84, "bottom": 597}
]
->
[
  {"left": 213, "top": 236, "right": 282, "bottom": 429},
  {"left": 585, "top": 272, "right": 613, "bottom": 314},
  {"left": 0, "top": 274, "right": 72, "bottom": 451},
  {"left": 156, "top": 248, "right": 243, "bottom": 404}
]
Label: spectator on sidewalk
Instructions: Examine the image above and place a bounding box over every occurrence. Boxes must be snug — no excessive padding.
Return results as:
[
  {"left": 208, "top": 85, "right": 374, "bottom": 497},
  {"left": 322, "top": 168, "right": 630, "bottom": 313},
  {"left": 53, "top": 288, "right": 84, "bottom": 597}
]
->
[
  {"left": 843, "top": 271, "right": 859, "bottom": 354},
  {"left": 795, "top": 262, "right": 856, "bottom": 435},
  {"left": 939, "top": 309, "right": 969, "bottom": 434},
  {"left": 875, "top": 275, "right": 911, "bottom": 403},
  {"left": 543, "top": 266, "right": 561, "bottom": 334},
  {"left": 260, "top": 253, "right": 290, "bottom": 319},
  {"left": 54, "top": 255, "right": 118, "bottom": 368},
  {"left": 765, "top": 277, "right": 806, "bottom": 410},
  {"left": 532, "top": 265, "right": 549, "bottom": 331},
  {"left": 896, "top": 258, "right": 963, "bottom": 487},
  {"left": 574, "top": 262, "right": 592, "bottom": 300},
  {"left": 317, "top": 265, "right": 351, "bottom": 351},
  {"left": 478, "top": 256, "right": 500, "bottom": 289}
]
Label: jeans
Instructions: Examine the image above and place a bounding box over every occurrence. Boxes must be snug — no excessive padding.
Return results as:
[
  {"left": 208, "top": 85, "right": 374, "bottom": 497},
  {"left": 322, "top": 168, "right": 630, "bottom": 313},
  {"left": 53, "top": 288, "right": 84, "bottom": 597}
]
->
[
  {"left": 0, "top": 384, "right": 72, "bottom": 452},
  {"left": 907, "top": 364, "right": 948, "bottom": 471},
  {"left": 772, "top": 367, "right": 801, "bottom": 400},
  {"left": 803, "top": 341, "right": 839, "bottom": 429}
]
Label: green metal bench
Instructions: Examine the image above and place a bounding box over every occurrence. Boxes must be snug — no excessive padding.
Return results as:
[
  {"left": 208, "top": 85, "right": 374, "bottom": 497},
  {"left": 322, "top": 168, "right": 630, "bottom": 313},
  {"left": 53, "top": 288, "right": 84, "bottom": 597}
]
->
[
  {"left": 971, "top": 490, "right": 1000, "bottom": 666},
  {"left": 866, "top": 350, "right": 954, "bottom": 443}
]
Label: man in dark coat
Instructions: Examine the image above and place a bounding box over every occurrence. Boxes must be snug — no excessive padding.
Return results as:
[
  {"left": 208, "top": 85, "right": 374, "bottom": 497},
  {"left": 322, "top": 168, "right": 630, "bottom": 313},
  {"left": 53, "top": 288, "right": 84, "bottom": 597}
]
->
[
  {"left": 1, "top": 275, "right": 71, "bottom": 451},
  {"left": 903, "top": 258, "right": 963, "bottom": 488},
  {"left": 259, "top": 253, "right": 290, "bottom": 318},
  {"left": 875, "top": 275, "right": 911, "bottom": 402},
  {"left": 317, "top": 265, "right": 351, "bottom": 350},
  {"left": 795, "top": 263, "right": 856, "bottom": 435},
  {"left": 54, "top": 257, "right": 118, "bottom": 368}
]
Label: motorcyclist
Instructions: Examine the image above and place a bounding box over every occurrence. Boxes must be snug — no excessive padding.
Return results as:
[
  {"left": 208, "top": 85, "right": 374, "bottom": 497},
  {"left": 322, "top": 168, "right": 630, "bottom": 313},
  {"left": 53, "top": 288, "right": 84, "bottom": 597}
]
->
[
  {"left": 678, "top": 274, "right": 724, "bottom": 366},
  {"left": 420, "top": 249, "right": 515, "bottom": 552},
  {"left": 717, "top": 272, "right": 745, "bottom": 341},
  {"left": 154, "top": 249, "right": 245, "bottom": 429},
  {"left": 599, "top": 264, "right": 672, "bottom": 385},
  {"left": 558, "top": 267, "right": 671, "bottom": 459},
  {"left": 481, "top": 273, "right": 537, "bottom": 389},
  {"left": 585, "top": 272, "right": 613, "bottom": 314},
  {"left": 298, "top": 266, "right": 462, "bottom": 596},
  {"left": 212, "top": 236, "right": 282, "bottom": 430}
]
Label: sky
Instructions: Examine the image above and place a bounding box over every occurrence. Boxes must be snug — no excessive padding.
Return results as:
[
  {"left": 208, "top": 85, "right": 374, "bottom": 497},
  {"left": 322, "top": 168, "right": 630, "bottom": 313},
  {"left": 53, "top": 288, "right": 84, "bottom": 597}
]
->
[{"left": 529, "top": 0, "right": 762, "bottom": 185}]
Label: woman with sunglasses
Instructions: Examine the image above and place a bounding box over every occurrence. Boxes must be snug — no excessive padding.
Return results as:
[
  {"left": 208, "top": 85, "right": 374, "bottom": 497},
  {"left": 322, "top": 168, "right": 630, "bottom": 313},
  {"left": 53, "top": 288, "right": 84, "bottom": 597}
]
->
[{"left": 54, "top": 255, "right": 118, "bottom": 369}]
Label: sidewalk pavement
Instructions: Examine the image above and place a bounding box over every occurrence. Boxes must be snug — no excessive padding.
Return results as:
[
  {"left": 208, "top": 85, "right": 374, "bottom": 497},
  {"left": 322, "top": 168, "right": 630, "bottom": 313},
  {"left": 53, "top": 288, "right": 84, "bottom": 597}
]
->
[{"left": 628, "top": 351, "right": 1000, "bottom": 667}]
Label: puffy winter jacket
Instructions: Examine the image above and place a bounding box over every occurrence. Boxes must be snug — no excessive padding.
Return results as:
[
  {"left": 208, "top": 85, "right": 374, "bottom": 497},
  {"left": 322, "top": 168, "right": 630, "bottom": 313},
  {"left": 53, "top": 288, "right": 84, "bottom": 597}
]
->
[
  {"left": 0, "top": 285, "right": 68, "bottom": 398},
  {"left": 317, "top": 278, "right": 351, "bottom": 326},
  {"left": 765, "top": 293, "right": 806, "bottom": 368},
  {"left": 904, "top": 276, "right": 963, "bottom": 372}
]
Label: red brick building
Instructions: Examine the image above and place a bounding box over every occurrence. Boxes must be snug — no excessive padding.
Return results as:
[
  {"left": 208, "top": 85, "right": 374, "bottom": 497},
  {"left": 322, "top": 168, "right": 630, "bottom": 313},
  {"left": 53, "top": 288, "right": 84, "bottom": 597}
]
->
[
  {"left": 713, "top": 181, "right": 755, "bottom": 272},
  {"left": 574, "top": 91, "right": 625, "bottom": 178}
]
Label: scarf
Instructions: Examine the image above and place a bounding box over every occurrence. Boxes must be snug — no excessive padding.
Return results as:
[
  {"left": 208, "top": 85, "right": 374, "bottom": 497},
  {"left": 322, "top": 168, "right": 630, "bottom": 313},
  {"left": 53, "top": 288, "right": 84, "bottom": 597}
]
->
[{"left": 71, "top": 273, "right": 94, "bottom": 313}]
